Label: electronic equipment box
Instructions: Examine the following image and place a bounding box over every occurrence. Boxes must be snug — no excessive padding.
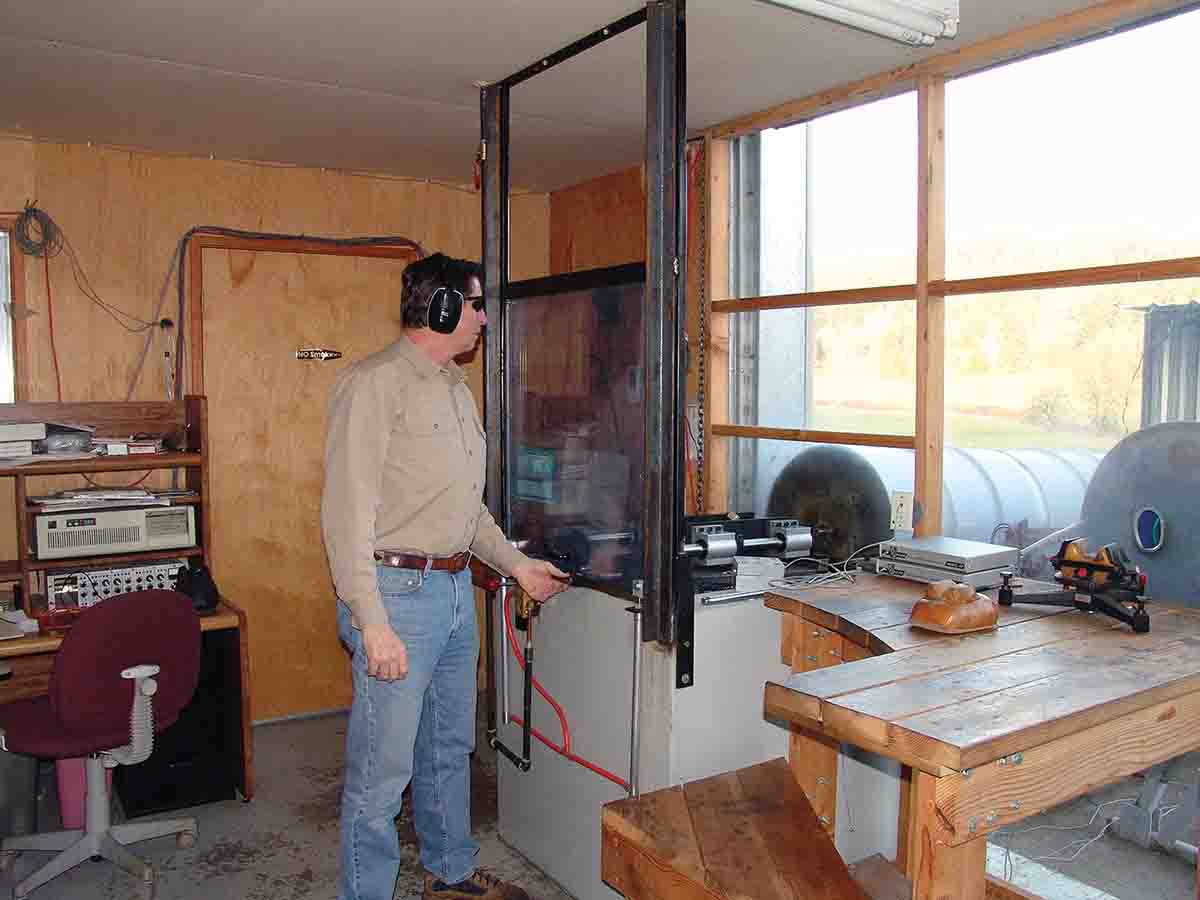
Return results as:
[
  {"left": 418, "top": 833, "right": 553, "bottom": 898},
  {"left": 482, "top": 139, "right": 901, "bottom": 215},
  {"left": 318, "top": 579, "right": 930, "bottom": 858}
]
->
[{"left": 35, "top": 506, "right": 197, "bottom": 560}]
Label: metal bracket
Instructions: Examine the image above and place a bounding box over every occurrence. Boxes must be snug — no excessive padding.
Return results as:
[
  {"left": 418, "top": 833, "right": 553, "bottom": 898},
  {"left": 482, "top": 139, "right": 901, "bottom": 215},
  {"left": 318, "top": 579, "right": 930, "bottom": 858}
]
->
[{"left": 674, "top": 554, "right": 694, "bottom": 689}]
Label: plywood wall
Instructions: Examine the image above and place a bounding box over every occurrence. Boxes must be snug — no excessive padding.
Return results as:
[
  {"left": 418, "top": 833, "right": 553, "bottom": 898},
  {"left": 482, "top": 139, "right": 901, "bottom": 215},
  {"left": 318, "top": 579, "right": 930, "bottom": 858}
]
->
[
  {"left": 549, "top": 165, "right": 645, "bottom": 274},
  {"left": 0, "top": 136, "right": 549, "bottom": 719}
]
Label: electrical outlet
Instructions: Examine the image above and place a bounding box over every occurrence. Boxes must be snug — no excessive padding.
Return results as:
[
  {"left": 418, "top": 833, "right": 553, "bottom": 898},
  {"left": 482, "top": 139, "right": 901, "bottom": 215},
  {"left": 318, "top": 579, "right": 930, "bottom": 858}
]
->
[{"left": 890, "top": 490, "right": 914, "bottom": 532}]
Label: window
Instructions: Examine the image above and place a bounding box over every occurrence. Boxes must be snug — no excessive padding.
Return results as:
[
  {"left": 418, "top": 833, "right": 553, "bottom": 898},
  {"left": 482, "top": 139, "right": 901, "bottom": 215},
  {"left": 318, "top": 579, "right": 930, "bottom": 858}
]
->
[
  {"left": 945, "top": 14, "right": 1200, "bottom": 279},
  {"left": 0, "top": 231, "right": 14, "bottom": 403},
  {"left": 720, "top": 9, "right": 1200, "bottom": 546}
]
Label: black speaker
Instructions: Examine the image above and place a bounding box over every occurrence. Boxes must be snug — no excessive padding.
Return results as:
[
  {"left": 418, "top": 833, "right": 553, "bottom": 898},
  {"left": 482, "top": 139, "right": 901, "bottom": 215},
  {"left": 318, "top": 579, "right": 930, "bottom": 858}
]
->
[{"left": 426, "top": 286, "right": 463, "bottom": 334}]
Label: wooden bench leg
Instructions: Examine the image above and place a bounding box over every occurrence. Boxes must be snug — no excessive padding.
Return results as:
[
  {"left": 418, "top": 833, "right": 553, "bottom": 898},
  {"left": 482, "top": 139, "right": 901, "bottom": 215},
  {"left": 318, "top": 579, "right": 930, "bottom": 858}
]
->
[
  {"left": 909, "top": 771, "right": 986, "bottom": 900},
  {"left": 896, "top": 765, "right": 913, "bottom": 875},
  {"left": 789, "top": 728, "right": 839, "bottom": 836}
]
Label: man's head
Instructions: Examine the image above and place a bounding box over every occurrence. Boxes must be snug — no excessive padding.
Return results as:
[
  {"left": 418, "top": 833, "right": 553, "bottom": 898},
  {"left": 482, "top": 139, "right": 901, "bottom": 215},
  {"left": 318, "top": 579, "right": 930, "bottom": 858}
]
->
[{"left": 401, "top": 253, "right": 486, "bottom": 361}]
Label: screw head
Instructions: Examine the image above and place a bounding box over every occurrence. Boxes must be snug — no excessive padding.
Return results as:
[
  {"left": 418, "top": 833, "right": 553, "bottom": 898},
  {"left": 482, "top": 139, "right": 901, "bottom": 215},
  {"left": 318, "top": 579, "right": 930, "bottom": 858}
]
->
[{"left": 681, "top": 674, "right": 691, "bottom": 685}]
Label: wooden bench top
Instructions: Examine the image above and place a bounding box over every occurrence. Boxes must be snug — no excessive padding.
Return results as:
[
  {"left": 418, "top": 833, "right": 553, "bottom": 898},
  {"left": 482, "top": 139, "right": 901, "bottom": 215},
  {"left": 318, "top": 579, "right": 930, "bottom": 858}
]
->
[
  {"left": 764, "top": 575, "right": 1200, "bottom": 774},
  {"left": 602, "top": 758, "right": 870, "bottom": 900}
]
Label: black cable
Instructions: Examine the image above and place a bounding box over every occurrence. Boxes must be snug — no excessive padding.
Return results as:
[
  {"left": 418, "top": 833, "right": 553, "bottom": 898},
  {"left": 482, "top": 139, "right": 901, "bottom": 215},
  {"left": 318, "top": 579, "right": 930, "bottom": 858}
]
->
[
  {"left": 14, "top": 205, "right": 158, "bottom": 333},
  {"left": 13, "top": 205, "right": 63, "bottom": 258}
]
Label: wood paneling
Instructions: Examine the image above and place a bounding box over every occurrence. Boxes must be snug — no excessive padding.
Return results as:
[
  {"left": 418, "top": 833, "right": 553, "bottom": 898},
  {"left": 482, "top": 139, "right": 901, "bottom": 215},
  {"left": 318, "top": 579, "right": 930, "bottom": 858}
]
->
[
  {"left": 549, "top": 166, "right": 644, "bottom": 274},
  {"left": 0, "top": 137, "right": 550, "bottom": 719}
]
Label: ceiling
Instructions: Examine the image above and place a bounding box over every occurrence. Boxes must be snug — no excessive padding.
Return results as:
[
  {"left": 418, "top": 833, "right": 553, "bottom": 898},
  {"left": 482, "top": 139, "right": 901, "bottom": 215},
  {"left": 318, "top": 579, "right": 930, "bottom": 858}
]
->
[{"left": 0, "top": 1, "right": 1111, "bottom": 192}]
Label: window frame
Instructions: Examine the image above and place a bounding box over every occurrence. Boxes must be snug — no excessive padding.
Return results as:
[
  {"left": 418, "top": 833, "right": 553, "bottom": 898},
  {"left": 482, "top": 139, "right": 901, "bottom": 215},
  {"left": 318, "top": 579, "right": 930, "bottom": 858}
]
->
[{"left": 0, "top": 218, "right": 30, "bottom": 402}]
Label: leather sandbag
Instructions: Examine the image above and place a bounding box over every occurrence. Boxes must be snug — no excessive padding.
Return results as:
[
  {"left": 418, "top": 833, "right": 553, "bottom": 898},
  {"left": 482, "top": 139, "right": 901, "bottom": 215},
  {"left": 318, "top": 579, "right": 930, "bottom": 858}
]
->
[{"left": 910, "top": 579, "right": 998, "bottom": 634}]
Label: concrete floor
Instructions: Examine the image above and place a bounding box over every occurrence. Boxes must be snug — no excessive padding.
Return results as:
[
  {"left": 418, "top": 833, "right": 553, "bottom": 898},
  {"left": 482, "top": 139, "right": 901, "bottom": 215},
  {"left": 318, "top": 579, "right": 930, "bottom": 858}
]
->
[
  {"left": 985, "top": 751, "right": 1197, "bottom": 900},
  {"left": 1, "top": 713, "right": 1194, "bottom": 900},
  {"left": 0, "top": 713, "right": 572, "bottom": 900}
]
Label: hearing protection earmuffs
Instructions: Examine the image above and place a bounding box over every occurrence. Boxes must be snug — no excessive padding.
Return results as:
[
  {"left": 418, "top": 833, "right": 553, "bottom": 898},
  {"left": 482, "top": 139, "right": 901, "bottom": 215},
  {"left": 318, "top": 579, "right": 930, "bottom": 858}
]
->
[{"left": 425, "top": 286, "right": 464, "bottom": 334}]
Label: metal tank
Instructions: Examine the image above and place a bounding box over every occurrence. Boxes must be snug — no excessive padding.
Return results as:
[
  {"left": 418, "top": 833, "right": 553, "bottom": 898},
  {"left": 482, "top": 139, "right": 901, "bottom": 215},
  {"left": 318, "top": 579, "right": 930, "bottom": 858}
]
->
[
  {"left": 761, "top": 443, "right": 1103, "bottom": 550},
  {"left": 1080, "top": 421, "right": 1200, "bottom": 607}
]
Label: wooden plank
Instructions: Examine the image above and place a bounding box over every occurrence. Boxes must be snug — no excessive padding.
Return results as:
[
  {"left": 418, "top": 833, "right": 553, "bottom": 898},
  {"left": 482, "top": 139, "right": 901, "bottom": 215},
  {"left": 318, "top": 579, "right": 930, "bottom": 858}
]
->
[
  {"left": 711, "top": 425, "right": 914, "bottom": 450},
  {"left": 780, "top": 611, "right": 796, "bottom": 666},
  {"left": 0, "top": 399, "right": 185, "bottom": 435},
  {"left": 892, "top": 611, "right": 1200, "bottom": 767},
  {"left": 768, "top": 612, "right": 1108, "bottom": 711},
  {"left": 712, "top": 283, "right": 915, "bottom": 314},
  {"left": 766, "top": 687, "right": 954, "bottom": 777},
  {"left": 708, "top": 256, "right": 1200, "bottom": 317},
  {"left": 895, "top": 766, "right": 913, "bottom": 876},
  {"left": 602, "top": 824, "right": 722, "bottom": 900},
  {"left": 683, "top": 770, "right": 792, "bottom": 900},
  {"left": 910, "top": 771, "right": 987, "bottom": 900},
  {"left": 702, "top": 136, "right": 730, "bottom": 516},
  {"left": 801, "top": 623, "right": 845, "bottom": 672},
  {"left": 789, "top": 729, "right": 840, "bottom": 835},
  {"left": 736, "top": 759, "right": 871, "bottom": 900},
  {"left": 932, "top": 689, "right": 1200, "bottom": 847},
  {"left": 822, "top": 640, "right": 1101, "bottom": 747},
  {"left": 603, "top": 786, "right": 708, "bottom": 888},
  {"left": 706, "top": 0, "right": 1186, "bottom": 139},
  {"left": 914, "top": 73, "right": 945, "bottom": 539}
]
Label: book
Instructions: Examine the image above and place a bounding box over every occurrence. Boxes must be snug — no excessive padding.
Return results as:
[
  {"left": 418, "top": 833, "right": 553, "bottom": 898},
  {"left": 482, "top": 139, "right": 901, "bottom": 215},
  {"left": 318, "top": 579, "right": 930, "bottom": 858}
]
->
[{"left": 0, "top": 422, "right": 45, "bottom": 441}]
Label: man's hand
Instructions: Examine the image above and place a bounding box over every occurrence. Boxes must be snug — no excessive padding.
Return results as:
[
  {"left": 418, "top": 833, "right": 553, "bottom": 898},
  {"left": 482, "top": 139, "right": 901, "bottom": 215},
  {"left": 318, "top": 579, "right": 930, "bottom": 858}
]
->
[
  {"left": 361, "top": 623, "right": 408, "bottom": 680},
  {"left": 511, "top": 558, "right": 571, "bottom": 604}
]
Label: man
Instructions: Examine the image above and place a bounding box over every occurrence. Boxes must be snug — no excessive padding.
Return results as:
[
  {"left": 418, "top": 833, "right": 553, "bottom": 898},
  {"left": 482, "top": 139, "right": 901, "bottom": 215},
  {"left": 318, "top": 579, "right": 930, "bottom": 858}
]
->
[{"left": 322, "top": 252, "right": 569, "bottom": 900}]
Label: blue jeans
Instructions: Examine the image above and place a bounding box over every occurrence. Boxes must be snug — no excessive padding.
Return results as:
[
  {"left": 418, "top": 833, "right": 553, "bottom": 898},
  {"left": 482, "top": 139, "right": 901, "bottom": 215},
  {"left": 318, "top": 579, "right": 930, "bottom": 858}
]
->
[{"left": 338, "top": 564, "right": 480, "bottom": 900}]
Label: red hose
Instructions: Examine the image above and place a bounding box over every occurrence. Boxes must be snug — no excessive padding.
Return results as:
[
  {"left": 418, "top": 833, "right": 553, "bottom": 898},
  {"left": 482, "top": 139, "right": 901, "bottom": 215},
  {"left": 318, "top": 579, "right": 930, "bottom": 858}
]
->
[{"left": 504, "top": 595, "right": 630, "bottom": 792}]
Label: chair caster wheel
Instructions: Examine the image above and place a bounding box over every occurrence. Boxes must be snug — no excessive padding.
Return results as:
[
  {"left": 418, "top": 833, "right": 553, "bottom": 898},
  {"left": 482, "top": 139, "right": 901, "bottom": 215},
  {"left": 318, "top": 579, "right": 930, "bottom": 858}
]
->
[
  {"left": 0, "top": 850, "right": 16, "bottom": 871},
  {"left": 176, "top": 831, "right": 196, "bottom": 849}
]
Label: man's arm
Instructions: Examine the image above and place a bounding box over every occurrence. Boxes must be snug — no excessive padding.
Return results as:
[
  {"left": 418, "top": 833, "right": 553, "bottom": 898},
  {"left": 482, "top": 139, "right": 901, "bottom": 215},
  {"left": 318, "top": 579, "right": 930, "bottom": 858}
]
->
[
  {"left": 321, "top": 367, "right": 390, "bottom": 631},
  {"left": 471, "top": 505, "right": 569, "bottom": 603},
  {"left": 322, "top": 369, "right": 411, "bottom": 679}
]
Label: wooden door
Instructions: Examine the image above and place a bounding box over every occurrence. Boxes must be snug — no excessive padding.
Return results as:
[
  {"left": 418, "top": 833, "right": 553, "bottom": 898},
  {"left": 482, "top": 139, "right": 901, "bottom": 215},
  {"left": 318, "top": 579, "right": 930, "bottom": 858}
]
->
[{"left": 203, "top": 249, "right": 409, "bottom": 719}]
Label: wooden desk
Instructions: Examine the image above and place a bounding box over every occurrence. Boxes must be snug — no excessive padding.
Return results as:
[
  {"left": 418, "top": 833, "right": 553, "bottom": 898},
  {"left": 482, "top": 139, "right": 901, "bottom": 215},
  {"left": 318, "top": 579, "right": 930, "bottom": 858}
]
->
[
  {"left": 0, "top": 600, "right": 253, "bottom": 805},
  {"left": 763, "top": 573, "right": 1200, "bottom": 900}
]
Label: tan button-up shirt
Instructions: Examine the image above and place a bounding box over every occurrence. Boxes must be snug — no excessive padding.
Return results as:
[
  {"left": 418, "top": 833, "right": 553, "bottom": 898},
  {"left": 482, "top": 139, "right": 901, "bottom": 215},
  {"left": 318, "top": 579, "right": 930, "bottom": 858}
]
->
[{"left": 321, "top": 334, "right": 527, "bottom": 629}]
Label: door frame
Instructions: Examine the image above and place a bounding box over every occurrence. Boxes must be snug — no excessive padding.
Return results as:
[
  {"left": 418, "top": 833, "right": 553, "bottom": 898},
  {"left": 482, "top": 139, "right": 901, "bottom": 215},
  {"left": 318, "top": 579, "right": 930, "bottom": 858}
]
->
[{"left": 186, "top": 234, "right": 422, "bottom": 393}]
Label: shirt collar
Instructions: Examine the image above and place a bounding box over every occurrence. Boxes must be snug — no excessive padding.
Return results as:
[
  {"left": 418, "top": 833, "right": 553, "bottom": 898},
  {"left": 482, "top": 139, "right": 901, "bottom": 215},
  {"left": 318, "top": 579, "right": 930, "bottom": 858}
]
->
[{"left": 398, "top": 333, "right": 465, "bottom": 384}]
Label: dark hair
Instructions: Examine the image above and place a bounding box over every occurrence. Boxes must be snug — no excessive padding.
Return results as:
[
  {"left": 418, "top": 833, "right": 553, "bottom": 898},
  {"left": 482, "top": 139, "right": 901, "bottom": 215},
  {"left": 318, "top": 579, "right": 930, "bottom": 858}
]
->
[{"left": 400, "top": 253, "right": 483, "bottom": 329}]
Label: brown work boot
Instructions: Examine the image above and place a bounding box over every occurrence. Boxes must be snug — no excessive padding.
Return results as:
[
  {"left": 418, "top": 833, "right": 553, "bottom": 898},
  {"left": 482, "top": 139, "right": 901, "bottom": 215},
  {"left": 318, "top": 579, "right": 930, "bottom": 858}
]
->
[{"left": 423, "top": 870, "right": 531, "bottom": 900}]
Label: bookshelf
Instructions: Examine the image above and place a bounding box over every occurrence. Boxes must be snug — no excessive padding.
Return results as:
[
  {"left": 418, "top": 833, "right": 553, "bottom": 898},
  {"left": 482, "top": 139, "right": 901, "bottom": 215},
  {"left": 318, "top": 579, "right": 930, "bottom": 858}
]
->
[
  {"left": 0, "top": 396, "right": 211, "bottom": 604},
  {"left": 0, "top": 395, "right": 255, "bottom": 804}
]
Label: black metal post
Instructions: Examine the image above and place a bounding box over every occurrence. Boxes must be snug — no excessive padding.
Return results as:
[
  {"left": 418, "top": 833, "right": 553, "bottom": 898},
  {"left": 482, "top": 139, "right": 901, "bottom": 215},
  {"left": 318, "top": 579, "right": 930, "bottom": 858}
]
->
[{"left": 644, "top": 0, "right": 688, "bottom": 653}]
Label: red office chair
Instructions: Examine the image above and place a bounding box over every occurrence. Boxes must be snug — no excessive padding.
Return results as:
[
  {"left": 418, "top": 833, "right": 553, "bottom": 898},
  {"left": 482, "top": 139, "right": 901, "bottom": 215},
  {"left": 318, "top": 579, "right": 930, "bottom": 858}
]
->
[{"left": 0, "top": 590, "right": 201, "bottom": 898}]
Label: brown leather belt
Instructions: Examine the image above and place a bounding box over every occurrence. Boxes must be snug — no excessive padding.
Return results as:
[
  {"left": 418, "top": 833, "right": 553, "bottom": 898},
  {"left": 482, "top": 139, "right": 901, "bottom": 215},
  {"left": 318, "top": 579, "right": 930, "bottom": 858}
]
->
[{"left": 374, "top": 550, "right": 472, "bottom": 573}]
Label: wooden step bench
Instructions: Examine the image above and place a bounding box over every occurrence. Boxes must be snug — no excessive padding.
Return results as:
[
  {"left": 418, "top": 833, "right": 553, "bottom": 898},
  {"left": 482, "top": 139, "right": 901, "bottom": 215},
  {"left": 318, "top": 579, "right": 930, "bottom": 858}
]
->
[{"left": 601, "top": 758, "right": 872, "bottom": 900}]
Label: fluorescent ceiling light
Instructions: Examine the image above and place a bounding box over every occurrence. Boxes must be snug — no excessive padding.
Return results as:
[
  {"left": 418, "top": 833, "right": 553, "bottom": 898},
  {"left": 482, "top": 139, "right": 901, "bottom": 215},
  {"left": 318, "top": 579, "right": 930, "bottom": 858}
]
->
[{"left": 755, "top": 0, "right": 959, "bottom": 46}]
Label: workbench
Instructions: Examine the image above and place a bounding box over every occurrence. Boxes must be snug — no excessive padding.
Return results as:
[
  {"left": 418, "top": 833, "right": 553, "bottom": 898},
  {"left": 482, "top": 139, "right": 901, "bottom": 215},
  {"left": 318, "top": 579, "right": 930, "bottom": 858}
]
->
[{"left": 763, "top": 572, "right": 1200, "bottom": 899}]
